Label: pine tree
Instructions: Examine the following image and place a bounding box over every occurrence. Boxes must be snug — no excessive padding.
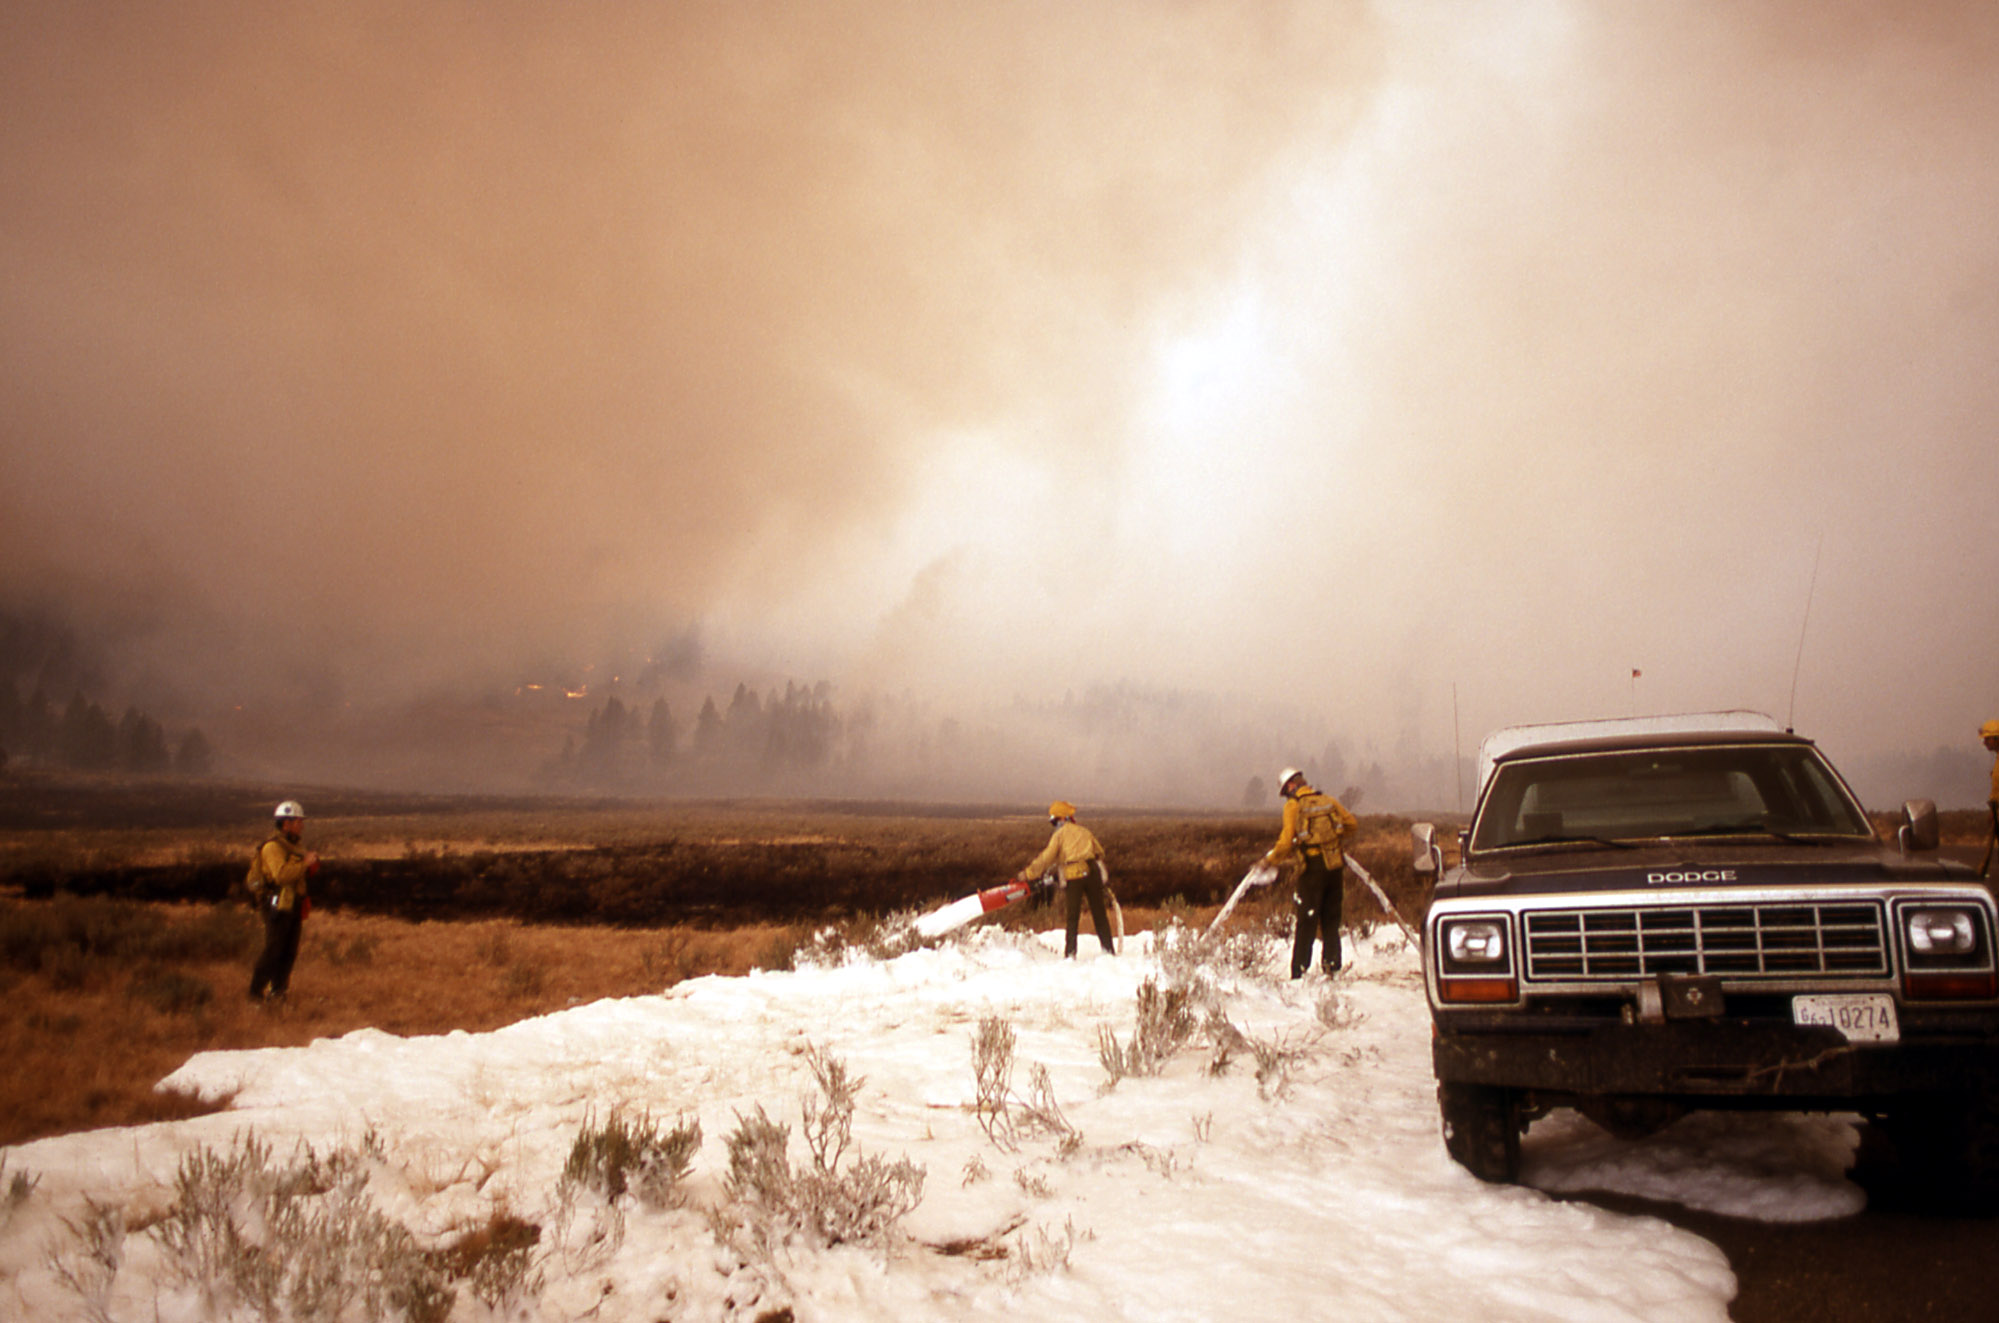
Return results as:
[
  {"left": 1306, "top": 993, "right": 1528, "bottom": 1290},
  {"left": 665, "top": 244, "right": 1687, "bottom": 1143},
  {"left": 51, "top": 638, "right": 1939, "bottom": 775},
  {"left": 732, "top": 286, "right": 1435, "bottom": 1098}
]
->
[
  {"left": 578, "top": 696, "right": 630, "bottom": 782},
  {"left": 118, "top": 707, "right": 172, "bottom": 773},
  {"left": 647, "top": 698, "right": 677, "bottom": 767},
  {"left": 748, "top": 680, "right": 841, "bottom": 773},
  {"left": 724, "top": 682, "right": 767, "bottom": 765},
  {"left": 24, "top": 688, "right": 54, "bottom": 759},
  {"left": 59, "top": 693, "right": 117, "bottom": 769},
  {"left": 0, "top": 676, "right": 21, "bottom": 751},
  {"left": 693, "top": 696, "right": 723, "bottom": 755},
  {"left": 1320, "top": 742, "right": 1348, "bottom": 798},
  {"left": 174, "top": 728, "right": 213, "bottom": 776}
]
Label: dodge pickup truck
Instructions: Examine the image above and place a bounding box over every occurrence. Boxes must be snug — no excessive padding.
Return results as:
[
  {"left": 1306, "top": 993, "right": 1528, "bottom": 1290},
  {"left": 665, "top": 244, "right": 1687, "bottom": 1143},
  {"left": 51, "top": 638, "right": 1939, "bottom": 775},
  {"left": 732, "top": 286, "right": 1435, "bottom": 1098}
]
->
[{"left": 1414, "top": 711, "right": 1999, "bottom": 1203}]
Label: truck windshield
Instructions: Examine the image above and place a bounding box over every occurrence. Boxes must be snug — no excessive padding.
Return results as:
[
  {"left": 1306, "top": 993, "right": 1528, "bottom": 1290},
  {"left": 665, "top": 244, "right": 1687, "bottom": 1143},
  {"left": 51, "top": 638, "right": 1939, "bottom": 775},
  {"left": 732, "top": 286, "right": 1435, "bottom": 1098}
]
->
[{"left": 1471, "top": 742, "right": 1874, "bottom": 852}]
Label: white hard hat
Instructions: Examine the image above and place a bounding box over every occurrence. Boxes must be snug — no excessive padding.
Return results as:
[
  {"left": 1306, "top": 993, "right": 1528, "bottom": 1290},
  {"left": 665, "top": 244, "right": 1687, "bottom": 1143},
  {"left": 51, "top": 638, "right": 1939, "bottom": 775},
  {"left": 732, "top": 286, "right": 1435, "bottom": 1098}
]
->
[
  {"left": 1277, "top": 768, "right": 1303, "bottom": 796},
  {"left": 274, "top": 800, "right": 306, "bottom": 821}
]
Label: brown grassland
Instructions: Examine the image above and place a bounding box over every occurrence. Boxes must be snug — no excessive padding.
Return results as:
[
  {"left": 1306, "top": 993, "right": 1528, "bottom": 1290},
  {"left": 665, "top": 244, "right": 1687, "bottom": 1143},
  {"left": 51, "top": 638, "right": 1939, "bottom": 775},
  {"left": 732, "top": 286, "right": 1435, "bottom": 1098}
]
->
[
  {"left": 2, "top": 770, "right": 1990, "bottom": 1152},
  {"left": 0, "top": 900, "right": 839, "bottom": 1144},
  {"left": 0, "top": 769, "right": 1444, "bottom": 1148}
]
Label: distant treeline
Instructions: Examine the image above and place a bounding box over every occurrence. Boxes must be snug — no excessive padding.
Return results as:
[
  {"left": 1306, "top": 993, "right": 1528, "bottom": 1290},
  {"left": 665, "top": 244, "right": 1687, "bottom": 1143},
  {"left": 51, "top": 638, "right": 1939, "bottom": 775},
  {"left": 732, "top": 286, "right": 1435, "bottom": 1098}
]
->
[
  {"left": 542, "top": 679, "right": 1395, "bottom": 811},
  {"left": 545, "top": 680, "right": 839, "bottom": 789},
  {"left": 0, "top": 678, "right": 213, "bottom": 776},
  {"left": 0, "top": 606, "right": 215, "bottom": 777}
]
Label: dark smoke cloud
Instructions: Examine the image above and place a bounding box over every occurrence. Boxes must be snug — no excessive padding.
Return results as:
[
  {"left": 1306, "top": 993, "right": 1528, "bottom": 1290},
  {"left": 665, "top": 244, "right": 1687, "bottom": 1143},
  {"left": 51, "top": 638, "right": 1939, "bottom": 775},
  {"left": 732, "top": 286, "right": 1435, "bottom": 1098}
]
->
[
  {"left": 3, "top": 2, "right": 1996, "bottom": 804},
  {"left": 0, "top": 2, "right": 1372, "bottom": 695}
]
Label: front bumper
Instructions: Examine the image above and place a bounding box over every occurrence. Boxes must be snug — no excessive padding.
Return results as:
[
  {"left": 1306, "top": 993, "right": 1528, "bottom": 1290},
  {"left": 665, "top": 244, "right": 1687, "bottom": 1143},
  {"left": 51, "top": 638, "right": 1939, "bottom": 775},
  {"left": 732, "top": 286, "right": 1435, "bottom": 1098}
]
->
[{"left": 1434, "top": 1018, "right": 1999, "bottom": 1104}]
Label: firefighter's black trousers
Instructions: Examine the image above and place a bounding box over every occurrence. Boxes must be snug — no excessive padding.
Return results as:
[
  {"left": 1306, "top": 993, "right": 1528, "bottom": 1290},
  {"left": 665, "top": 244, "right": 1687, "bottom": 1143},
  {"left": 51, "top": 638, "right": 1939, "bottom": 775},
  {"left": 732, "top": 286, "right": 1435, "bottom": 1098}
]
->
[
  {"left": 251, "top": 899, "right": 304, "bottom": 999},
  {"left": 1066, "top": 861, "right": 1115, "bottom": 958},
  {"left": 1290, "top": 853, "right": 1344, "bottom": 978}
]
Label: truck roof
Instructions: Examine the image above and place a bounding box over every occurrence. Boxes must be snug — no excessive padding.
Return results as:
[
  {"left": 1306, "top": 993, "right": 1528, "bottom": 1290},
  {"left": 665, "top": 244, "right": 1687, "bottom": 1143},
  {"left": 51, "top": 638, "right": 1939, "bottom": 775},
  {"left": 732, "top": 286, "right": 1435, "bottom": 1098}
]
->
[{"left": 1474, "top": 710, "right": 1789, "bottom": 794}]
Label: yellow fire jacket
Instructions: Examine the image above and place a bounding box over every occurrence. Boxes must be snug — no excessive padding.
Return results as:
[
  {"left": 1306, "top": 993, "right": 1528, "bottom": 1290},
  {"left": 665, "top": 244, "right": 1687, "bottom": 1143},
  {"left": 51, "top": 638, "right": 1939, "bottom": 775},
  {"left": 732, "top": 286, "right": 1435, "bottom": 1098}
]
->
[
  {"left": 1267, "top": 783, "right": 1358, "bottom": 869},
  {"left": 246, "top": 832, "right": 311, "bottom": 911},
  {"left": 1019, "top": 820, "right": 1104, "bottom": 882}
]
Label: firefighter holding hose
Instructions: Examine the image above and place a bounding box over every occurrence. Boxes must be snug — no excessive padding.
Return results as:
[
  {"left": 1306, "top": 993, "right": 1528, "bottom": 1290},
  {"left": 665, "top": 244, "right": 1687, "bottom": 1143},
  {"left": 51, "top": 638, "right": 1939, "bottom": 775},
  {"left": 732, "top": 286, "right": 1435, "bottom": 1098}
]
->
[
  {"left": 1017, "top": 801, "right": 1115, "bottom": 959},
  {"left": 1265, "top": 767, "right": 1359, "bottom": 979},
  {"left": 1981, "top": 720, "right": 1999, "bottom": 878}
]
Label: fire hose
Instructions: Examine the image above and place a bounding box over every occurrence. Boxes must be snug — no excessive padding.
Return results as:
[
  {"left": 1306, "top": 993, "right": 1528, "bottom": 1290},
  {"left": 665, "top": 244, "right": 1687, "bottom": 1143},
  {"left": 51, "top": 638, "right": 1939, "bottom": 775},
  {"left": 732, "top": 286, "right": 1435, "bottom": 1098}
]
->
[
  {"left": 914, "top": 870, "right": 1124, "bottom": 952},
  {"left": 1206, "top": 851, "right": 1416, "bottom": 947}
]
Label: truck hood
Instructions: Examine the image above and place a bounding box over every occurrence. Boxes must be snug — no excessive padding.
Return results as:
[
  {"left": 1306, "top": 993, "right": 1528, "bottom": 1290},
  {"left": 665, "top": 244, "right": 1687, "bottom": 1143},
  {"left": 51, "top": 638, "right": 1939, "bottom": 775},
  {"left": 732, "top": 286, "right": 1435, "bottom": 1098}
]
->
[{"left": 1435, "top": 840, "right": 1975, "bottom": 902}]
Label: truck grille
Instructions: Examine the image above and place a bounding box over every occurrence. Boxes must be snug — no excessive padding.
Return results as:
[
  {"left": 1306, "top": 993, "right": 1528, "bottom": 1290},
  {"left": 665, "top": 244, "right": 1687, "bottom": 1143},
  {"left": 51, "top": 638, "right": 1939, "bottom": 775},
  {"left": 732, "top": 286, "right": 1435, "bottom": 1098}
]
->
[{"left": 1522, "top": 902, "right": 1888, "bottom": 982}]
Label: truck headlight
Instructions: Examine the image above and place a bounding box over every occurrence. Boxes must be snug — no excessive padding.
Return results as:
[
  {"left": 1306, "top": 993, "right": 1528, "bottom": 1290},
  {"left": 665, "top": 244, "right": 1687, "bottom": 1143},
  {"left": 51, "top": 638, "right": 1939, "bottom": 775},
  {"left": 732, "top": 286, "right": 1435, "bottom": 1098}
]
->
[
  {"left": 1899, "top": 903, "right": 1997, "bottom": 1001},
  {"left": 1906, "top": 908, "right": 1976, "bottom": 956},
  {"left": 1446, "top": 920, "right": 1507, "bottom": 965},
  {"left": 1436, "top": 915, "right": 1517, "bottom": 1004}
]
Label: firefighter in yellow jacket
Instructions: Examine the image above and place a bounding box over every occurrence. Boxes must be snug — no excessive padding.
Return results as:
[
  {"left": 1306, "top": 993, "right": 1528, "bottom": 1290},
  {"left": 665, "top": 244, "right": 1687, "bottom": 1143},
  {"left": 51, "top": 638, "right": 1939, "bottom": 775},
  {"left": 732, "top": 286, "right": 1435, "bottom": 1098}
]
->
[
  {"left": 246, "top": 799, "right": 319, "bottom": 1001},
  {"left": 1983, "top": 720, "right": 1999, "bottom": 808},
  {"left": 1265, "top": 767, "right": 1359, "bottom": 978},
  {"left": 1981, "top": 721, "right": 1999, "bottom": 878},
  {"left": 1017, "top": 801, "right": 1115, "bottom": 958}
]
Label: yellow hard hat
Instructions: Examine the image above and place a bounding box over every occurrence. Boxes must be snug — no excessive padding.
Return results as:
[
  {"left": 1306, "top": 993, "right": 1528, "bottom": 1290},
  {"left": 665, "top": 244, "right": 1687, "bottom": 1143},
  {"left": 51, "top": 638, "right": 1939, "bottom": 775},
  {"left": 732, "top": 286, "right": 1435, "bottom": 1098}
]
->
[
  {"left": 1982, "top": 720, "right": 1999, "bottom": 739},
  {"left": 1048, "top": 800, "right": 1077, "bottom": 820}
]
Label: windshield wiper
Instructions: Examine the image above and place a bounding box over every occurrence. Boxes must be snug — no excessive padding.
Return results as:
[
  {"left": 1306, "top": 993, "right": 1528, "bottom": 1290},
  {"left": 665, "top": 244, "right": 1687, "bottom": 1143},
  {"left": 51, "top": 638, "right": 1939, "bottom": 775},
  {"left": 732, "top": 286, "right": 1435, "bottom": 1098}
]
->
[
  {"left": 1672, "top": 822, "right": 1852, "bottom": 845},
  {"left": 1498, "top": 834, "right": 1637, "bottom": 851}
]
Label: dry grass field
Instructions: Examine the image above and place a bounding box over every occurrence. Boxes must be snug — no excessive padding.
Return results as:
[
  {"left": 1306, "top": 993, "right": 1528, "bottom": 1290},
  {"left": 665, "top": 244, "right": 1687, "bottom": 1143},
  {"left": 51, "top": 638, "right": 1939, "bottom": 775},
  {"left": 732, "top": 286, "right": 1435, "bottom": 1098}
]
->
[
  {"left": 3, "top": 770, "right": 1990, "bottom": 1151},
  {"left": 0, "top": 770, "right": 1443, "bottom": 1147},
  {"left": 0, "top": 893, "right": 1334, "bottom": 1148},
  {"left": 0, "top": 899, "right": 833, "bottom": 1144}
]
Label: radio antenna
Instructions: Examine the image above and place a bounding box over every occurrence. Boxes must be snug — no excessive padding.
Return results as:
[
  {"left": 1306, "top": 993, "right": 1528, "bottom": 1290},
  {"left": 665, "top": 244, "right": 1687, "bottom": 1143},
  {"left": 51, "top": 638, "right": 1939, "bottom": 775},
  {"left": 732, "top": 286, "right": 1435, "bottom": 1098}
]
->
[
  {"left": 1785, "top": 533, "right": 1823, "bottom": 733},
  {"left": 1452, "top": 681, "right": 1463, "bottom": 815}
]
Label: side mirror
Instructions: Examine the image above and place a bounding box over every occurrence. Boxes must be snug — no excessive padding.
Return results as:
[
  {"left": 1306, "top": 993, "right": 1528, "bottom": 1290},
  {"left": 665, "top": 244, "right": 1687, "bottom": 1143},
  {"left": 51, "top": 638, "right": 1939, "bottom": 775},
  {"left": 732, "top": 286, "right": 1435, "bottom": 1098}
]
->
[
  {"left": 1412, "top": 822, "right": 1445, "bottom": 876},
  {"left": 1897, "top": 799, "right": 1940, "bottom": 853}
]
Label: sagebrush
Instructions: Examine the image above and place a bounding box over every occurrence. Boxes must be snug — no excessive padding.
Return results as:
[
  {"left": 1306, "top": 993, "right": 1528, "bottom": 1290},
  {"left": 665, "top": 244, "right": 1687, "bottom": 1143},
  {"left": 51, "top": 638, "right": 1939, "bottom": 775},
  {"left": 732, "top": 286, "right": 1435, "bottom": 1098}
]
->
[
  {"left": 561, "top": 1108, "right": 702, "bottom": 1207},
  {"left": 1098, "top": 977, "right": 1201, "bottom": 1084},
  {"left": 721, "top": 1045, "right": 925, "bottom": 1252},
  {"left": 150, "top": 1130, "right": 455, "bottom": 1323},
  {"left": 971, "top": 1014, "right": 1077, "bottom": 1153}
]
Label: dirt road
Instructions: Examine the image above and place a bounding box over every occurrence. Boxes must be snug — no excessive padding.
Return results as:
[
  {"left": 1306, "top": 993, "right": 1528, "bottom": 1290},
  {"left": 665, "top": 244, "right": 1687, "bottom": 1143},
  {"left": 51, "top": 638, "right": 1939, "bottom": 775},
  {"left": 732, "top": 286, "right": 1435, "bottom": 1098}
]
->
[
  {"left": 1568, "top": 830, "right": 1999, "bottom": 1320},
  {"left": 1571, "top": 1125, "right": 1999, "bottom": 1323}
]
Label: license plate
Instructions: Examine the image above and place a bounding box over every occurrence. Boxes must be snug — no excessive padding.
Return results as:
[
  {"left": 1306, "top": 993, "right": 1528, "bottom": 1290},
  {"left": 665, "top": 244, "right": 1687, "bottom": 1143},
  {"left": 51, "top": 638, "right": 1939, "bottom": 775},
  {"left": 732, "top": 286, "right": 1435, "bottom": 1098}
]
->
[{"left": 1792, "top": 993, "right": 1899, "bottom": 1044}]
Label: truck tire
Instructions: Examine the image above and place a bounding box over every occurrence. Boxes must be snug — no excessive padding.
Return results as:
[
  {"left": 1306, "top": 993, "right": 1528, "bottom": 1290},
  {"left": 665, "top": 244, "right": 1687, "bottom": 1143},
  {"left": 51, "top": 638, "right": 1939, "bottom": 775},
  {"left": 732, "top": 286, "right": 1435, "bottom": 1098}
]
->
[
  {"left": 1889, "top": 1083, "right": 1999, "bottom": 1211},
  {"left": 1439, "top": 1081, "right": 1521, "bottom": 1183}
]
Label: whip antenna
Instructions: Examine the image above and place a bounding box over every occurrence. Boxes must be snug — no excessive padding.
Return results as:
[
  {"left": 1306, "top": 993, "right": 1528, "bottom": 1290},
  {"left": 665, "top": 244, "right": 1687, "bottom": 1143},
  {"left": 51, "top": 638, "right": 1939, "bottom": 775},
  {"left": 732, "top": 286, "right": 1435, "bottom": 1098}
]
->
[
  {"left": 1452, "top": 681, "right": 1463, "bottom": 815},
  {"left": 1786, "top": 533, "right": 1823, "bottom": 732}
]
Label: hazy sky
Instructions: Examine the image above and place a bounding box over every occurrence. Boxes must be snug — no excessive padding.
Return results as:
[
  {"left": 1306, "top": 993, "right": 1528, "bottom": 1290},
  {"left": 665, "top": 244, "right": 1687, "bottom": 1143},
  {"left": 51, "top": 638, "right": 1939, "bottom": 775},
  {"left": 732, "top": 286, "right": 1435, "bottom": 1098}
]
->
[{"left": 4, "top": 1, "right": 1996, "bottom": 793}]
